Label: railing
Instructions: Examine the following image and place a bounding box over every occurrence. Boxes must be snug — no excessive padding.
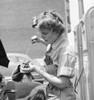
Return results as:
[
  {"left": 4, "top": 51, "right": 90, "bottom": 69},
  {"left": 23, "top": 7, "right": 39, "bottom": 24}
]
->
[{"left": 74, "top": 6, "right": 94, "bottom": 100}]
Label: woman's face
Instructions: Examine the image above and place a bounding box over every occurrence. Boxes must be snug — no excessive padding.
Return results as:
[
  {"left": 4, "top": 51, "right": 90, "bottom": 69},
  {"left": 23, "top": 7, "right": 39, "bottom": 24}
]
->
[{"left": 39, "top": 29, "right": 59, "bottom": 44}]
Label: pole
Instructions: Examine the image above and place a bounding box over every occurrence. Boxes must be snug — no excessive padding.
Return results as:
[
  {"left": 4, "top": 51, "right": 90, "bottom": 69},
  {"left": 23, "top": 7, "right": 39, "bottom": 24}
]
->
[{"left": 78, "top": 0, "right": 84, "bottom": 19}]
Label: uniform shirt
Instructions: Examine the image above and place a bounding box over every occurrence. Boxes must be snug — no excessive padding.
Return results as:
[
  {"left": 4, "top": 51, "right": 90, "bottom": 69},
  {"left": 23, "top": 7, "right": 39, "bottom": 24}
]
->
[{"left": 44, "top": 34, "right": 77, "bottom": 100}]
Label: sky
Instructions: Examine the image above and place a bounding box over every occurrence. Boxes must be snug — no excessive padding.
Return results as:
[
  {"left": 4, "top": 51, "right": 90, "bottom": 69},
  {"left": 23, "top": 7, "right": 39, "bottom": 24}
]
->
[{"left": 68, "top": 0, "right": 94, "bottom": 47}]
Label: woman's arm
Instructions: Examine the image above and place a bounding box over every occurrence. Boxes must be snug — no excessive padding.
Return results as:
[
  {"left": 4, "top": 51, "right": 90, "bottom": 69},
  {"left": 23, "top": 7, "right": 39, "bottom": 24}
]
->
[
  {"left": 35, "top": 66, "right": 69, "bottom": 89},
  {"left": 33, "top": 48, "right": 72, "bottom": 89},
  {"left": 20, "top": 60, "right": 69, "bottom": 89},
  {"left": 32, "top": 57, "right": 70, "bottom": 89},
  {"left": 31, "top": 35, "right": 47, "bottom": 46}
]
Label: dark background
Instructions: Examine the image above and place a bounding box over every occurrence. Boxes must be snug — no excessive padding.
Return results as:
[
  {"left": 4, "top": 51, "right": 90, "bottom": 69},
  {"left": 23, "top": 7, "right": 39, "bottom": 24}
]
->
[{"left": 0, "top": 0, "right": 66, "bottom": 59}]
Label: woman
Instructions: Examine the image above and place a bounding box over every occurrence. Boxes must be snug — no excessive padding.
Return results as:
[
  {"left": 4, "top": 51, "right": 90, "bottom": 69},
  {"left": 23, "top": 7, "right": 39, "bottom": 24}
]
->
[{"left": 21, "top": 10, "right": 77, "bottom": 100}]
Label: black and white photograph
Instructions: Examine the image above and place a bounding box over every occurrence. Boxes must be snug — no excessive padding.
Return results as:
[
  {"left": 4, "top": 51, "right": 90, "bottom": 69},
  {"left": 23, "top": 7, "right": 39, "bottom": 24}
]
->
[{"left": 0, "top": 0, "right": 94, "bottom": 100}]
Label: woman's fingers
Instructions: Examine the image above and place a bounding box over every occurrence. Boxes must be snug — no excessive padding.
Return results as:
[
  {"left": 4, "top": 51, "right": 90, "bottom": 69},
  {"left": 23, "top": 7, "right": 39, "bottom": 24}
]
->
[
  {"left": 31, "top": 35, "right": 38, "bottom": 44},
  {"left": 20, "top": 62, "right": 35, "bottom": 73}
]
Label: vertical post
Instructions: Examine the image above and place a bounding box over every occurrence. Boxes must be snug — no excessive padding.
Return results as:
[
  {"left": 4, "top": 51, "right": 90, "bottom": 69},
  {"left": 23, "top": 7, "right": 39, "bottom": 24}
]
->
[
  {"left": 76, "top": 22, "right": 86, "bottom": 100},
  {"left": 78, "top": 0, "right": 84, "bottom": 19},
  {"left": 85, "top": 7, "right": 94, "bottom": 100},
  {"left": 65, "top": 0, "right": 71, "bottom": 33}
]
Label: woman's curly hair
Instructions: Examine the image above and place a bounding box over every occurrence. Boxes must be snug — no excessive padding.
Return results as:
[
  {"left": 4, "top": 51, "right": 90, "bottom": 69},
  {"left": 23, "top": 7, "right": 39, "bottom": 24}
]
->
[{"left": 32, "top": 10, "right": 65, "bottom": 35}]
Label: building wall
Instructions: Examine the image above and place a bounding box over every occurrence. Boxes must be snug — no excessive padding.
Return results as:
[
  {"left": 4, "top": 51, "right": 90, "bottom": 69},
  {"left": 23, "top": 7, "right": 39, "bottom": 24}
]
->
[{"left": 0, "top": 0, "right": 68, "bottom": 58}]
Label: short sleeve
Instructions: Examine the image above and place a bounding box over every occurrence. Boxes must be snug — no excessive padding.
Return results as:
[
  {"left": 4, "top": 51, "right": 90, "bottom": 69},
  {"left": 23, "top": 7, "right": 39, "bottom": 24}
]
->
[{"left": 57, "top": 47, "right": 77, "bottom": 78}]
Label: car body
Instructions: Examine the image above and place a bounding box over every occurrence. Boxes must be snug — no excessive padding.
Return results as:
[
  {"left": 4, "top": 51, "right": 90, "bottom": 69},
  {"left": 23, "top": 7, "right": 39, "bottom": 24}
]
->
[{"left": 0, "top": 53, "right": 45, "bottom": 100}]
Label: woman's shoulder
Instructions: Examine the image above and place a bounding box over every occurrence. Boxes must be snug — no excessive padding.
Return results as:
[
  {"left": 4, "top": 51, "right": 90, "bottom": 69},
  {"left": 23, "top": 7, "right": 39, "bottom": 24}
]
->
[{"left": 59, "top": 43, "right": 76, "bottom": 57}]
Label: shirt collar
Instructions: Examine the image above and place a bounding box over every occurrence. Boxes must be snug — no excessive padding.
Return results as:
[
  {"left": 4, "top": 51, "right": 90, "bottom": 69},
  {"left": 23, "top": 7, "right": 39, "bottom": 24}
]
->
[{"left": 52, "top": 34, "right": 68, "bottom": 49}]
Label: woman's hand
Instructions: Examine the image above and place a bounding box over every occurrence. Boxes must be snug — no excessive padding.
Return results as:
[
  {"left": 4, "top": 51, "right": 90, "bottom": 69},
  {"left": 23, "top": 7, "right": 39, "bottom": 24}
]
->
[
  {"left": 20, "top": 62, "right": 35, "bottom": 73},
  {"left": 31, "top": 35, "right": 42, "bottom": 44},
  {"left": 20, "top": 60, "right": 46, "bottom": 74},
  {"left": 31, "top": 35, "right": 47, "bottom": 46}
]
